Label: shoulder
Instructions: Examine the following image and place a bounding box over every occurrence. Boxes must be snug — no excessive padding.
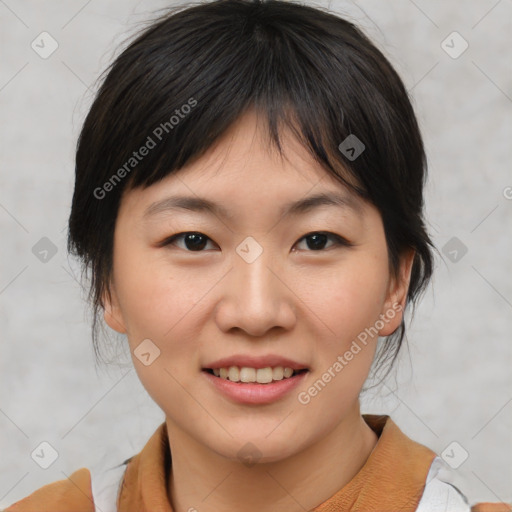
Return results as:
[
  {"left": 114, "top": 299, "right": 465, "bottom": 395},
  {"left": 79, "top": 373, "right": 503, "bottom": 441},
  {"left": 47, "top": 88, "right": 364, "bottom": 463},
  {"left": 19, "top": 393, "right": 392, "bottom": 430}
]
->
[
  {"left": 1, "top": 467, "right": 94, "bottom": 512},
  {"left": 415, "top": 456, "right": 512, "bottom": 512},
  {"left": 1, "top": 457, "right": 130, "bottom": 512}
]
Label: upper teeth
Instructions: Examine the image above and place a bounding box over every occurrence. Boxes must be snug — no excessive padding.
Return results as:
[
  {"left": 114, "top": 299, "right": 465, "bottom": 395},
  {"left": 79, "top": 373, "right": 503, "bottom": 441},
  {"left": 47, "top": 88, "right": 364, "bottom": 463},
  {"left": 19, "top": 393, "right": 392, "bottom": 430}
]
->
[{"left": 212, "top": 366, "right": 296, "bottom": 383}]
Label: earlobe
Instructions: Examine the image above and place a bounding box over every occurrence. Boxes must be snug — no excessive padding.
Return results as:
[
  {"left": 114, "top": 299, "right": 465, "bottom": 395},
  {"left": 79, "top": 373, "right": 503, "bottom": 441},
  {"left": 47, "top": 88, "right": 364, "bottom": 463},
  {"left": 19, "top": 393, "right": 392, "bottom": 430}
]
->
[
  {"left": 378, "top": 249, "right": 415, "bottom": 337},
  {"left": 102, "top": 284, "right": 127, "bottom": 334}
]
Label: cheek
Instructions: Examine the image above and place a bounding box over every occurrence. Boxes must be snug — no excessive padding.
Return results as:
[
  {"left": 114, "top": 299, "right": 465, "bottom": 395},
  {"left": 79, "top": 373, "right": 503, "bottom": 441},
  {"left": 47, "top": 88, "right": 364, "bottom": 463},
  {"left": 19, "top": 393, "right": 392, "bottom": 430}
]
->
[
  {"left": 112, "top": 243, "right": 203, "bottom": 356},
  {"left": 295, "top": 258, "right": 388, "bottom": 420},
  {"left": 111, "top": 249, "right": 208, "bottom": 415},
  {"left": 310, "top": 253, "right": 390, "bottom": 344}
]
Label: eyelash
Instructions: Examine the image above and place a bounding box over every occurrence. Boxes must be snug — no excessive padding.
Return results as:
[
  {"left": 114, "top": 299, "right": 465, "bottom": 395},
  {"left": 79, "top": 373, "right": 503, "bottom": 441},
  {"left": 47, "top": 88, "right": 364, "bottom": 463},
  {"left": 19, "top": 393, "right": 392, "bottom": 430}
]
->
[{"left": 160, "top": 231, "right": 353, "bottom": 252}]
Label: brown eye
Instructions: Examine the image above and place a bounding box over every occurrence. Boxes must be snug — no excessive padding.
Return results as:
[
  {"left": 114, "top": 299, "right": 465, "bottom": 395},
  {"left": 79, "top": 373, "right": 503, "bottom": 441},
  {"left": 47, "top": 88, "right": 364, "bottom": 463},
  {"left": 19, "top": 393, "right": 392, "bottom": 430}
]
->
[
  {"left": 294, "top": 232, "right": 352, "bottom": 251},
  {"left": 162, "top": 232, "right": 215, "bottom": 251}
]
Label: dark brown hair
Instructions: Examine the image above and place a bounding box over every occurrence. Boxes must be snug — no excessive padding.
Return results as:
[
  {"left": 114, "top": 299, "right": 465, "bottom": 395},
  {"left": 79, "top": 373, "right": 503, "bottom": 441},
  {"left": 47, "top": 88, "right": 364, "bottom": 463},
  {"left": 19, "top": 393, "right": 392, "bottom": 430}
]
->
[{"left": 68, "top": 0, "right": 434, "bottom": 383}]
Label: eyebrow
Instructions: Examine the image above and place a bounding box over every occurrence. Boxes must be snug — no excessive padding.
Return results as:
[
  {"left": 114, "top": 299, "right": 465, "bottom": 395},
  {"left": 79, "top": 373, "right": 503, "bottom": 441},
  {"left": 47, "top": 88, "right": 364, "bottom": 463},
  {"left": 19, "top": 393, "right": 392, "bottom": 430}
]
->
[{"left": 142, "top": 191, "right": 362, "bottom": 222}]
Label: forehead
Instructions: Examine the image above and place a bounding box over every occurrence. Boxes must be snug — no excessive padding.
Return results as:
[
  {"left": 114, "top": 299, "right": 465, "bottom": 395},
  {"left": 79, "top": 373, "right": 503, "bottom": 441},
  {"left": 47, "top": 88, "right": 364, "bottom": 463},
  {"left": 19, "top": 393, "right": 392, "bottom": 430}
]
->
[
  {"left": 120, "top": 108, "right": 367, "bottom": 221},
  {"left": 173, "top": 108, "right": 329, "bottom": 181}
]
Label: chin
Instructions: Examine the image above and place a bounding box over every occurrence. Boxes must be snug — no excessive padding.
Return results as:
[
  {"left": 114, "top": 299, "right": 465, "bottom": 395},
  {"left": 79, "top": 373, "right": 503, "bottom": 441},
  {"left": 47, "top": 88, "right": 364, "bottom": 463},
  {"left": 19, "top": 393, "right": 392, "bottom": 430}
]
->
[{"left": 206, "top": 428, "right": 307, "bottom": 465}]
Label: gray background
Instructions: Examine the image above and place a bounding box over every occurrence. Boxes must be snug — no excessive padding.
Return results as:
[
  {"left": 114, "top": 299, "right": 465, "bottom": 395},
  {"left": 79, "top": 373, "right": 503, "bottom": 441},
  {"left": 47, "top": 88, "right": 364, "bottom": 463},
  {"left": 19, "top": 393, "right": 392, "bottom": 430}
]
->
[{"left": 1, "top": 0, "right": 511, "bottom": 508}]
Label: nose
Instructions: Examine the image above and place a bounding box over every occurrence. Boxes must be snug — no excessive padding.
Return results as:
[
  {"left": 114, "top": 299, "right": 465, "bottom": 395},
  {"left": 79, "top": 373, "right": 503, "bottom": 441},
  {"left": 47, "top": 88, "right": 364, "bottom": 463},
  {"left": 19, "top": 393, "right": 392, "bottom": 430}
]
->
[{"left": 214, "top": 243, "right": 297, "bottom": 337}]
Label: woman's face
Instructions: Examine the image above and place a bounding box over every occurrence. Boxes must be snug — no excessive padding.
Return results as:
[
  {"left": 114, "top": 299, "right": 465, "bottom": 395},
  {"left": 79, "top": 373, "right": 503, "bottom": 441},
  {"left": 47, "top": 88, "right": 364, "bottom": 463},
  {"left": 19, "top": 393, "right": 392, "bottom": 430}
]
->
[{"left": 104, "top": 109, "right": 412, "bottom": 463}]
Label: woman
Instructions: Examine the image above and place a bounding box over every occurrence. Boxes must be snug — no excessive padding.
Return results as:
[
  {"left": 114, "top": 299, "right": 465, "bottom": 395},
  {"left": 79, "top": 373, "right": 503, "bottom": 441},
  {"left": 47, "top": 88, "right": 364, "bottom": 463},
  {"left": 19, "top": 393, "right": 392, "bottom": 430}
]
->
[{"left": 4, "top": 1, "right": 509, "bottom": 511}]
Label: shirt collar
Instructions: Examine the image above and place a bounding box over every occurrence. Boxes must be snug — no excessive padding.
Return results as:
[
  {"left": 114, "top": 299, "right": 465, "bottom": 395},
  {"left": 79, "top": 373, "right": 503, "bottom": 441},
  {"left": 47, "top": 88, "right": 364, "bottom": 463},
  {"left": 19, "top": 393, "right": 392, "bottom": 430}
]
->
[{"left": 117, "top": 414, "right": 436, "bottom": 512}]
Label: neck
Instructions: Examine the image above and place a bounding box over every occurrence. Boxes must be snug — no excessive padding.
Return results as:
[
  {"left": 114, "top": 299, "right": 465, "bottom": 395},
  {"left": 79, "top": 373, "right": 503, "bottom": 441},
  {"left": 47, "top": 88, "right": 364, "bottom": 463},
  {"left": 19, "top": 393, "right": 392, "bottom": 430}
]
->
[{"left": 166, "top": 405, "right": 378, "bottom": 512}]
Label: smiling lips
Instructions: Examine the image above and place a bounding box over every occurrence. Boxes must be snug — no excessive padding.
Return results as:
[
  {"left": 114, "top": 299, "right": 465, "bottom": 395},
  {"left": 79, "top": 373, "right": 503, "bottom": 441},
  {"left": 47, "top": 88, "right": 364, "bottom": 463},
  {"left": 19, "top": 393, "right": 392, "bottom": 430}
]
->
[
  {"left": 203, "top": 355, "right": 309, "bottom": 385},
  {"left": 202, "top": 366, "right": 309, "bottom": 405}
]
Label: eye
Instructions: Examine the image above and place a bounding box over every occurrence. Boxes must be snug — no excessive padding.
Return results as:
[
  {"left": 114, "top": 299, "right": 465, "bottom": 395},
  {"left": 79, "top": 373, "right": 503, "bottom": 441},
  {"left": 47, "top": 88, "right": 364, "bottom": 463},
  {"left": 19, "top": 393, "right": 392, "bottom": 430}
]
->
[
  {"left": 294, "top": 231, "right": 352, "bottom": 252},
  {"left": 160, "top": 231, "right": 352, "bottom": 252},
  {"left": 161, "top": 232, "right": 216, "bottom": 251}
]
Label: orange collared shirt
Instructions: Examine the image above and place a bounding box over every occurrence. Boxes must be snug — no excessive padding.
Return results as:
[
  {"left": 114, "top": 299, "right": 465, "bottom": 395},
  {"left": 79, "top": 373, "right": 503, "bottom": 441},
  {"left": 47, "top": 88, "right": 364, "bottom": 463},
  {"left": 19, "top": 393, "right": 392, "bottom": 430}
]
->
[{"left": 3, "top": 414, "right": 510, "bottom": 512}]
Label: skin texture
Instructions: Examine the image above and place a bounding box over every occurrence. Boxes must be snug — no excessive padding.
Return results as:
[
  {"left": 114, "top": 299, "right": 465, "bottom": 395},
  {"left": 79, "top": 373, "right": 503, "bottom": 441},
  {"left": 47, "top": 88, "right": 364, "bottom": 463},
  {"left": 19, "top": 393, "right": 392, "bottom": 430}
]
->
[{"left": 103, "top": 108, "right": 415, "bottom": 512}]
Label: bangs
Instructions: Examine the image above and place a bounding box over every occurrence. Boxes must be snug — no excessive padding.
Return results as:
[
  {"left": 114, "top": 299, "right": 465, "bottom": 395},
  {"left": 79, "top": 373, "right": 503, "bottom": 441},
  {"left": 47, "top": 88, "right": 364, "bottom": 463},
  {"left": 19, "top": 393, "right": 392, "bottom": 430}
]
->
[{"left": 86, "top": 1, "right": 397, "bottom": 201}]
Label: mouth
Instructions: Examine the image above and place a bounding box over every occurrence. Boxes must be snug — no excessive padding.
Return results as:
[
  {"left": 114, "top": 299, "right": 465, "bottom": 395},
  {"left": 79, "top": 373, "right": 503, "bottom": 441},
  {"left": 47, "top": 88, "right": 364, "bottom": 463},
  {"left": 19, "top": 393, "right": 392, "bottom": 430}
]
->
[
  {"left": 202, "top": 366, "right": 310, "bottom": 405},
  {"left": 203, "top": 366, "right": 309, "bottom": 384}
]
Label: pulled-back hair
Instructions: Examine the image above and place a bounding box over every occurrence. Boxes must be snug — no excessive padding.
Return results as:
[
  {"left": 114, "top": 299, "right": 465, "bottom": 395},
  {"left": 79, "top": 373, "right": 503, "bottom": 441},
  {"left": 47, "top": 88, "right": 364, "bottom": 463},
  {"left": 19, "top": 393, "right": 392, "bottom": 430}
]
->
[{"left": 68, "top": 0, "right": 434, "bottom": 382}]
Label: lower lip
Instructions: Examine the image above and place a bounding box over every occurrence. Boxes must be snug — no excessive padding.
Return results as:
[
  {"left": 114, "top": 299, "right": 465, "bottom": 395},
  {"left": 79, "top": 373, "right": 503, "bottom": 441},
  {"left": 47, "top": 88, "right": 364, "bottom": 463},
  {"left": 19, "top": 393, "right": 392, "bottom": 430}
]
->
[{"left": 202, "top": 370, "right": 309, "bottom": 405}]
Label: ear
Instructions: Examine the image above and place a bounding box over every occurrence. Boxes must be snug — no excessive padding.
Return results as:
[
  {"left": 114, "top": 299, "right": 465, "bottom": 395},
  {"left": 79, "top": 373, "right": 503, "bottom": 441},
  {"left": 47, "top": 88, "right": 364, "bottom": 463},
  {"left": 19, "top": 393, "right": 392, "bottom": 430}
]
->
[
  {"left": 378, "top": 249, "right": 415, "bottom": 337},
  {"left": 102, "top": 281, "right": 127, "bottom": 334}
]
